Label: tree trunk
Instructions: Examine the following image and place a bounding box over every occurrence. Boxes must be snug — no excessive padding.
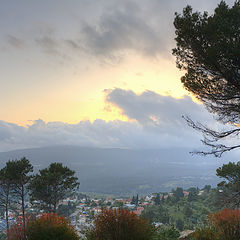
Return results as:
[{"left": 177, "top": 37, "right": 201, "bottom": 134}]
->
[
  {"left": 5, "top": 188, "right": 9, "bottom": 240},
  {"left": 53, "top": 202, "right": 57, "bottom": 213},
  {"left": 21, "top": 186, "right": 26, "bottom": 240}
]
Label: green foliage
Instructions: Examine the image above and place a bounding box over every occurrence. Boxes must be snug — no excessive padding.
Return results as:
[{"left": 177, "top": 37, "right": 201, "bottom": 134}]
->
[
  {"left": 8, "top": 157, "right": 33, "bottom": 238},
  {"left": 7, "top": 157, "right": 33, "bottom": 186},
  {"left": 90, "top": 201, "right": 98, "bottom": 207},
  {"left": 176, "top": 219, "right": 184, "bottom": 231},
  {"left": 113, "top": 201, "right": 123, "bottom": 208},
  {"left": 187, "top": 192, "right": 196, "bottom": 202},
  {"left": 187, "top": 188, "right": 198, "bottom": 202},
  {"left": 203, "top": 185, "right": 211, "bottom": 193},
  {"left": 0, "top": 233, "right": 6, "bottom": 240},
  {"left": 216, "top": 161, "right": 240, "bottom": 183},
  {"left": 29, "top": 162, "right": 80, "bottom": 212},
  {"left": 154, "top": 193, "right": 161, "bottom": 205},
  {"left": 154, "top": 226, "right": 180, "bottom": 240},
  {"left": 215, "top": 161, "right": 240, "bottom": 207},
  {"left": 57, "top": 203, "right": 76, "bottom": 217},
  {"left": 173, "top": 1, "right": 240, "bottom": 156},
  {"left": 183, "top": 206, "right": 193, "bottom": 218},
  {"left": 173, "top": 1, "right": 240, "bottom": 124},
  {"left": 131, "top": 194, "right": 139, "bottom": 205},
  {"left": 0, "top": 158, "right": 33, "bottom": 238},
  {"left": 173, "top": 188, "right": 184, "bottom": 199},
  {"left": 142, "top": 188, "right": 217, "bottom": 230},
  {"left": 141, "top": 205, "right": 170, "bottom": 224}
]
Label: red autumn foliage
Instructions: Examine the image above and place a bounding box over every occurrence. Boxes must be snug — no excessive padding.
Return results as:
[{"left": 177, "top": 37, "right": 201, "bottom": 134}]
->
[
  {"left": 8, "top": 213, "right": 79, "bottom": 240},
  {"left": 26, "top": 213, "right": 79, "bottom": 240},
  {"left": 8, "top": 216, "right": 31, "bottom": 240},
  {"left": 192, "top": 208, "right": 240, "bottom": 240},
  {"left": 86, "top": 208, "right": 154, "bottom": 240},
  {"left": 209, "top": 208, "right": 240, "bottom": 239},
  {"left": 32, "top": 213, "right": 67, "bottom": 225}
]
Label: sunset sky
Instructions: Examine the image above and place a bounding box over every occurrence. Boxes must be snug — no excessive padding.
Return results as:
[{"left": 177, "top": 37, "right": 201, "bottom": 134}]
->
[{"left": 0, "top": 0, "right": 235, "bottom": 151}]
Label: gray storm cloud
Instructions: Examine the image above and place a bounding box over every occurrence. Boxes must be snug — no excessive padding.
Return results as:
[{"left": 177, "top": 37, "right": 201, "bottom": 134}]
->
[
  {"left": 4, "top": 0, "right": 235, "bottom": 62},
  {"left": 65, "top": 0, "right": 235, "bottom": 61},
  {"left": 0, "top": 89, "right": 217, "bottom": 152},
  {"left": 79, "top": 3, "right": 166, "bottom": 58}
]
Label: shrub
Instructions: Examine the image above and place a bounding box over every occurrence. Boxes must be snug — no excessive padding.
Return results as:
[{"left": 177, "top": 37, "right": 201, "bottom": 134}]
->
[
  {"left": 191, "top": 208, "right": 240, "bottom": 240},
  {"left": 154, "top": 226, "right": 180, "bottom": 240},
  {"left": 85, "top": 208, "right": 154, "bottom": 240},
  {"left": 191, "top": 227, "right": 219, "bottom": 240},
  {"left": 8, "top": 216, "right": 31, "bottom": 240},
  {"left": 26, "top": 213, "right": 79, "bottom": 240}
]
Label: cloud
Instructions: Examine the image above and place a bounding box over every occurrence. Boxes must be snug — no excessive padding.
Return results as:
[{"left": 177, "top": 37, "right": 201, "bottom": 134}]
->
[
  {"left": 3, "top": 0, "right": 233, "bottom": 63},
  {"left": 35, "top": 36, "right": 59, "bottom": 55},
  {"left": 35, "top": 34, "right": 72, "bottom": 63},
  {"left": 105, "top": 88, "right": 219, "bottom": 140},
  {"left": 105, "top": 88, "right": 212, "bottom": 124},
  {"left": 0, "top": 89, "right": 219, "bottom": 152},
  {"left": 72, "top": 0, "right": 227, "bottom": 61},
  {"left": 68, "top": 0, "right": 180, "bottom": 62},
  {"left": 79, "top": 6, "right": 165, "bottom": 59},
  {"left": 5, "top": 35, "right": 25, "bottom": 49}
]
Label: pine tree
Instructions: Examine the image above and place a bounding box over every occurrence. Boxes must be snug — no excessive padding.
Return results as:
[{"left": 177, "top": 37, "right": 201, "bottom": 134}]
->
[
  {"left": 154, "top": 193, "right": 161, "bottom": 205},
  {"left": 29, "top": 163, "right": 79, "bottom": 212}
]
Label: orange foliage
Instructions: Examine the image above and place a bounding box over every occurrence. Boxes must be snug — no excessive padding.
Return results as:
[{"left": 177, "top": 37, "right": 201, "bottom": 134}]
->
[
  {"left": 88, "top": 208, "right": 154, "bottom": 240},
  {"left": 26, "top": 213, "right": 79, "bottom": 240},
  {"left": 208, "top": 208, "right": 240, "bottom": 239},
  {"left": 192, "top": 208, "right": 240, "bottom": 240},
  {"left": 8, "top": 216, "right": 31, "bottom": 240},
  {"left": 33, "top": 213, "right": 67, "bottom": 225},
  {"left": 8, "top": 213, "right": 79, "bottom": 240}
]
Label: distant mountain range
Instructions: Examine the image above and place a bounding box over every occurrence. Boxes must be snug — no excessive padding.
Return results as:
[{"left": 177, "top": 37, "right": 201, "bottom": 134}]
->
[{"left": 0, "top": 146, "right": 232, "bottom": 196}]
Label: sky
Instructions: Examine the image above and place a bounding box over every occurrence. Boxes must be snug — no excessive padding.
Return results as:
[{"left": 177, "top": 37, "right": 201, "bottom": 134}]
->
[{"left": 0, "top": 0, "right": 236, "bottom": 152}]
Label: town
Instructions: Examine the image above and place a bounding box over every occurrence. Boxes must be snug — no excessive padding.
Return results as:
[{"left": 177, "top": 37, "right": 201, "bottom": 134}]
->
[{"left": 0, "top": 186, "right": 214, "bottom": 239}]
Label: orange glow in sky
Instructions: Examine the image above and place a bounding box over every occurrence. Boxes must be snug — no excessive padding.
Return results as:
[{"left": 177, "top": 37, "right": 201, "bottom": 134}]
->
[{"left": 3, "top": 55, "right": 188, "bottom": 126}]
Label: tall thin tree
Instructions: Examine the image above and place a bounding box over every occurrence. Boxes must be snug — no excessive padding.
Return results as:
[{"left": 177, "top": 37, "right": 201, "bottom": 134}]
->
[
  {"left": 8, "top": 158, "right": 33, "bottom": 240},
  {"left": 0, "top": 164, "right": 15, "bottom": 240}
]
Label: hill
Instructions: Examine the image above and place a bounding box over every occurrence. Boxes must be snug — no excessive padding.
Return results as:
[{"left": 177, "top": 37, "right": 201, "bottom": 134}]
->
[{"left": 0, "top": 146, "right": 229, "bottom": 195}]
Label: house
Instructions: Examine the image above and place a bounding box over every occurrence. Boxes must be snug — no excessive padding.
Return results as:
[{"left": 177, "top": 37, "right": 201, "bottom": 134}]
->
[
  {"left": 179, "top": 230, "right": 194, "bottom": 240},
  {"left": 183, "top": 191, "right": 189, "bottom": 196}
]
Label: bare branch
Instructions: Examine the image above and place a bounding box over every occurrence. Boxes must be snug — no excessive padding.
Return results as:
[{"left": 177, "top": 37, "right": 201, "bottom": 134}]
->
[{"left": 183, "top": 115, "right": 240, "bottom": 157}]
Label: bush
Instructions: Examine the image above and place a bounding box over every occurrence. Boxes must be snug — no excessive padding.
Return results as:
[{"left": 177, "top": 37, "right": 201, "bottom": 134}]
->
[
  {"left": 8, "top": 216, "right": 31, "bottom": 240},
  {"left": 191, "top": 208, "right": 240, "bottom": 240},
  {"left": 85, "top": 208, "right": 154, "bottom": 240},
  {"left": 26, "top": 213, "right": 79, "bottom": 240},
  {"left": 191, "top": 227, "right": 219, "bottom": 240},
  {"left": 154, "top": 226, "right": 180, "bottom": 240}
]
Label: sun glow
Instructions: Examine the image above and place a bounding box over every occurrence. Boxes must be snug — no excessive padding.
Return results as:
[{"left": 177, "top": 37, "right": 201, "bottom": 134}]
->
[{"left": 3, "top": 54, "right": 189, "bottom": 126}]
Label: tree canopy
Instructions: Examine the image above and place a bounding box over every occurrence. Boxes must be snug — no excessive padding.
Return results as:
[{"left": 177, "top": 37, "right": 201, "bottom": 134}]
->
[
  {"left": 8, "top": 157, "right": 33, "bottom": 240},
  {"left": 29, "top": 162, "right": 79, "bottom": 212},
  {"left": 154, "top": 193, "right": 161, "bottom": 205},
  {"left": 0, "top": 164, "right": 15, "bottom": 238},
  {"left": 216, "top": 161, "right": 240, "bottom": 208},
  {"left": 173, "top": 1, "right": 240, "bottom": 156}
]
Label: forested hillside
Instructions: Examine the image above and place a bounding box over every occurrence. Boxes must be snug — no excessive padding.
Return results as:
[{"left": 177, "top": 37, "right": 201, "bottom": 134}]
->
[{"left": 0, "top": 146, "right": 230, "bottom": 195}]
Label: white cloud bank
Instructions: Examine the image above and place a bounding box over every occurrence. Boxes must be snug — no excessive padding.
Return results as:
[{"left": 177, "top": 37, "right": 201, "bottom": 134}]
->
[{"left": 0, "top": 89, "right": 218, "bottom": 152}]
